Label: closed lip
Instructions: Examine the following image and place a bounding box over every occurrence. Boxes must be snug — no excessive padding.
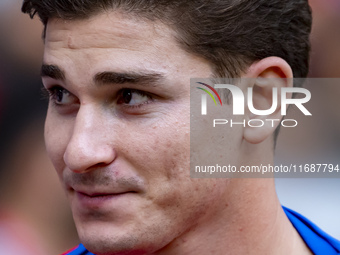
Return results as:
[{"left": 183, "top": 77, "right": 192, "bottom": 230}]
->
[
  {"left": 73, "top": 189, "right": 135, "bottom": 209},
  {"left": 67, "top": 182, "right": 137, "bottom": 196},
  {"left": 76, "top": 190, "right": 134, "bottom": 197}
]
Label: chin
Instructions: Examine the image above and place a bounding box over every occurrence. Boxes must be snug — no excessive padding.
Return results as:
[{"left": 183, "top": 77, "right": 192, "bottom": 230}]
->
[
  {"left": 77, "top": 222, "right": 158, "bottom": 255},
  {"left": 80, "top": 233, "right": 143, "bottom": 255}
]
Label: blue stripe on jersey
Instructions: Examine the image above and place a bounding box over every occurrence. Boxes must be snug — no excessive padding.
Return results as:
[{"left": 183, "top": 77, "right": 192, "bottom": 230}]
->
[{"left": 283, "top": 206, "right": 340, "bottom": 255}]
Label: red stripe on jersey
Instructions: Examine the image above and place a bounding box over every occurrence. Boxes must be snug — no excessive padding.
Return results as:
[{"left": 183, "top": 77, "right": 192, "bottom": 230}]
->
[{"left": 60, "top": 245, "right": 78, "bottom": 255}]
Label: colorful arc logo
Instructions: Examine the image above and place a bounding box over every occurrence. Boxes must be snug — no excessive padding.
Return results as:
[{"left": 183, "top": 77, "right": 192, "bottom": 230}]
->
[
  {"left": 196, "top": 82, "right": 223, "bottom": 115},
  {"left": 196, "top": 82, "right": 223, "bottom": 106}
]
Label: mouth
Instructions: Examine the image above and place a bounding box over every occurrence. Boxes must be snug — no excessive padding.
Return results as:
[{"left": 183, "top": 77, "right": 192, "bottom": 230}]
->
[
  {"left": 77, "top": 191, "right": 135, "bottom": 198},
  {"left": 72, "top": 189, "right": 137, "bottom": 209},
  {"left": 75, "top": 191, "right": 137, "bottom": 199}
]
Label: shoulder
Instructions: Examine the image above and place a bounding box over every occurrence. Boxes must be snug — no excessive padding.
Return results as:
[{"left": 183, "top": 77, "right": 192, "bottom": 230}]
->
[
  {"left": 283, "top": 206, "right": 340, "bottom": 255},
  {"left": 61, "top": 244, "right": 95, "bottom": 255}
]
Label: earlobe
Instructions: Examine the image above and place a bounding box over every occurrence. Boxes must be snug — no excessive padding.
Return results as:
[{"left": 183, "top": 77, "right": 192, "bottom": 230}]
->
[{"left": 242, "top": 57, "right": 293, "bottom": 144}]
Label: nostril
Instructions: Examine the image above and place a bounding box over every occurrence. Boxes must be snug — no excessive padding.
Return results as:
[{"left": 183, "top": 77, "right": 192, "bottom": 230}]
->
[{"left": 92, "top": 162, "right": 111, "bottom": 169}]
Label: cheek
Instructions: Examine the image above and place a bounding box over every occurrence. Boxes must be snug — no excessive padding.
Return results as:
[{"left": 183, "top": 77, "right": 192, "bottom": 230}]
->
[
  {"left": 44, "top": 111, "right": 71, "bottom": 175},
  {"left": 128, "top": 120, "right": 197, "bottom": 208},
  {"left": 135, "top": 120, "right": 190, "bottom": 180},
  {"left": 132, "top": 113, "right": 228, "bottom": 222}
]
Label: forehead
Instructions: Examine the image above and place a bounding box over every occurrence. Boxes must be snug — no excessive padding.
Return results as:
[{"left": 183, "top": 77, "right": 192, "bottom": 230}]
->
[
  {"left": 45, "top": 11, "right": 174, "bottom": 54},
  {"left": 42, "top": 10, "right": 213, "bottom": 91},
  {"left": 43, "top": 10, "right": 196, "bottom": 81}
]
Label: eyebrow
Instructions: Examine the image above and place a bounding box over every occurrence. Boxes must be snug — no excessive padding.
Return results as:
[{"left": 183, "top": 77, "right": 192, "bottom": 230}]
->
[
  {"left": 41, "top": 64, "right": 164, "bottom": 87},
  {"left": 41, "top": 64, "right": 65, "bottom": 80},
  {"left": 94, "top": 71, "right": 164, "bottom": 87}
]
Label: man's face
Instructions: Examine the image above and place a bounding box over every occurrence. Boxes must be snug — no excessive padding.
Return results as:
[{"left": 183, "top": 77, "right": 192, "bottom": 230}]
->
[{"left": 43, "top": 11, "right": 232, "bottom": 254}]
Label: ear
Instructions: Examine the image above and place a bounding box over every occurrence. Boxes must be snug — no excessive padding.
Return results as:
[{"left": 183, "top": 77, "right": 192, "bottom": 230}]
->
[{"left": 243, "top": 57, "right": 293, "bottom": 144}]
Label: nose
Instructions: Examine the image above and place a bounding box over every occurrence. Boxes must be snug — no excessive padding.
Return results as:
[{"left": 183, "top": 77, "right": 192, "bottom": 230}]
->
[{"left": 63, "top": 105, "right": 116, "bottom": 173}]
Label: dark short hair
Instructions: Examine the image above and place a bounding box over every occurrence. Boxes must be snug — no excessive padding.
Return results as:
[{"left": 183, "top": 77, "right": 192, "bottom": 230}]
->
[
  {"left": 22, "top": 0, "right": 312, "bottom": 145},
  {"left": 22, "top": 0, "right": 312, "bottom": 79}
]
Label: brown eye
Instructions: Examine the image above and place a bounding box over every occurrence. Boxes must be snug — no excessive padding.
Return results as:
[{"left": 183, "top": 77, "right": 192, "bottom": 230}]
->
[
  {"left": 122, "top": 89, "right": 132, "bottom": 104},
  {"left": 47, "top": 86, "right": 77, "bottom": 106},
  {"left": 55, "top": 88, "right": 68, "bottom": 103},
  {"left": 117, "top": 89, "right": 152, "bottom": 107}
]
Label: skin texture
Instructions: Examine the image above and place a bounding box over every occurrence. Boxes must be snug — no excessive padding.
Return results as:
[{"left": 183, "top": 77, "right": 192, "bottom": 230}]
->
[{"left": 43, "top": 11, "right": 312, "bottom": 255}]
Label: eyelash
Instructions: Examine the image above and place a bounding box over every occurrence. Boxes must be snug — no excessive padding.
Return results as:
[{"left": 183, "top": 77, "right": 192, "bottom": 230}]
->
[
  {"left": 41, "top": 86, "right": 52, "bottom": 100},
  {"left": 41, "top": 86, "right": 70, "bottom": 106},
  {"left": 117, "top": 88, "right": 154, "bottom": 109}
]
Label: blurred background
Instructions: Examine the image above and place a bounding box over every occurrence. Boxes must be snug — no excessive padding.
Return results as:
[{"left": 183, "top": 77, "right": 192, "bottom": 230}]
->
[
  {"left": 0, "top": 0, "right": 339, "bottom": 254},
  {"left": 275, "top": 0, "right": 340, "bottom": 241},
  {"left": 0, "top": 1, "right": 78, "bottom": 255}
]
